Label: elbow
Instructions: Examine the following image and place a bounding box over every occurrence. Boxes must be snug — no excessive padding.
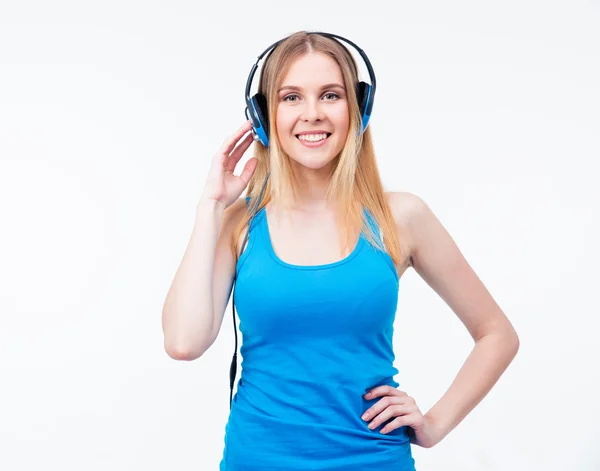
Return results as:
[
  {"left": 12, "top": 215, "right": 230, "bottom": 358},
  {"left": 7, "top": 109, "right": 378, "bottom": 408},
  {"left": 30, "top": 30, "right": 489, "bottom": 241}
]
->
[
  {"left": 511, "top": 331, "right": 520, "bottom": 356},
  {"left": 163, "top": 338, "right": 209, "bottom": 361},
  {"left": 162, "top": 315, "right": 214, "bottom": 361},
  {"left": 478, "top": 324, "right": 520, "bottom": 357},
  {"left": 505, "top": 321, "right": 520, "bottom": 354},
  {"left": 500, "top": 326, "right": 520, "bottom": 360}
]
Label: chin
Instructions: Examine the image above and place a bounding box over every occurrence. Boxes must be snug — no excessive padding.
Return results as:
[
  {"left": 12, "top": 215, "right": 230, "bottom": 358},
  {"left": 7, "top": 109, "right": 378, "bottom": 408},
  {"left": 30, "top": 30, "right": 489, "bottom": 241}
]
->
[
  {"left": 283, "top": 146, "right": 341, "bottom": 171},
  {"left": 297, "top": 159, "right": 335, "bottom": 170},
  {"left": 285, "top": 148, "right": 333, "bottom": 167}
]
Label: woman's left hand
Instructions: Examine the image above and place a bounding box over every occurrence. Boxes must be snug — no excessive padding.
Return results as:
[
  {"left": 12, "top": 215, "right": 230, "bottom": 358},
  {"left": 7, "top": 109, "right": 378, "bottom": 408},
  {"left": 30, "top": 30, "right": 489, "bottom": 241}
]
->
[{"left": 362, "top": 386, "right": 442, "bottom": 449}]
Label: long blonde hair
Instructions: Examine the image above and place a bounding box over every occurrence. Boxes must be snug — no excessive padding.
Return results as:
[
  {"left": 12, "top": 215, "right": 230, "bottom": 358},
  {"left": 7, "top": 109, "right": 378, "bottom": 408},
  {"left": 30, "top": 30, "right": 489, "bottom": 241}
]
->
[{"left": 232, "top": 31, "right": 405, "bottom": 268}]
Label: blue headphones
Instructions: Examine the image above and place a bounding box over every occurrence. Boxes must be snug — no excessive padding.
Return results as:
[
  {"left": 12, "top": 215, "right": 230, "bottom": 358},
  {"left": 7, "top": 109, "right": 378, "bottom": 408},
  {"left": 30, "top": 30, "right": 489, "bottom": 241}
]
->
[
  {"left": 229, "top": 32, "right": 377, "bottom": 410},
  {"left": 244, "top": 31, "right": 377, "bottom": 147}
]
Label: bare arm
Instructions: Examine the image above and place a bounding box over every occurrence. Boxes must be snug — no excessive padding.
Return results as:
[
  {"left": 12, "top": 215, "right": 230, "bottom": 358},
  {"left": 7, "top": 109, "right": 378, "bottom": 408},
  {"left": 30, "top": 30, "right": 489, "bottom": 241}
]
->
[
  {"left": 161, "top": 198, "right": 226, "bottom": 360},
  {"left": 161, "top": 195, "right": 248, "bottom": 360},
  {"left": 392, "top": 191, "right": 519, "bottom": 447},
  {"left": 161, "top": 120, "right": 257, "bottom": 361}
]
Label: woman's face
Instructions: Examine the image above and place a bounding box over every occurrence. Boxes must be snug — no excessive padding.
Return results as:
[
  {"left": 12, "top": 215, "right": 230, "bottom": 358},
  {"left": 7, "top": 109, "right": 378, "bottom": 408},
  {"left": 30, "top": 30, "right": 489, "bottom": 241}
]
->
[{"left": 275, "top": 52, "right": 350, "bottom": 171}]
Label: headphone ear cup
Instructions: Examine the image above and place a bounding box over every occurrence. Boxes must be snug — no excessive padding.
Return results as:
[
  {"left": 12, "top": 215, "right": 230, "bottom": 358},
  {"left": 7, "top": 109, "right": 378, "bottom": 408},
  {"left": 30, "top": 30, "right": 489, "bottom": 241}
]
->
[
  {"left": 250, "top": 93, "right": 269, "bottom": 146},
  {"left": 355, "top": 81, "right": 374, "bottom": 132},
  {"left": 356, "top": 81, "right": 370, "bottom": 118}
]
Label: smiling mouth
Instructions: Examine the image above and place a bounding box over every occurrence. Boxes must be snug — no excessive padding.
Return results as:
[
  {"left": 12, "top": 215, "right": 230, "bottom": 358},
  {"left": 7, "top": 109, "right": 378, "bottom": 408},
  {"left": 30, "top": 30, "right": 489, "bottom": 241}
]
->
[{"left": 295, "top": 132, "right": 332, "bottom": 140}]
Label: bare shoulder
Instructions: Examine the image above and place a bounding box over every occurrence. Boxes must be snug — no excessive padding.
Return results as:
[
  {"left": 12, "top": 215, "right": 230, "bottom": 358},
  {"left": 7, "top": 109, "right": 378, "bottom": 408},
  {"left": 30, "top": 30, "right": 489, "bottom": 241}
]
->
[
  {"left": 386, "top": 194, "right": 519, "bottom": 345},
  {"left": 211, "top": 197, "right": 247, "bottom": 257},
  {"left": 222, "top": 196, "right": 255, "bottom": 259},
  {"left": 384, "top": 191, "right": 428, "bottom": 267},
  {"left": 220, "top": 197, "right": 248, "bottom": 232},
  {"left": 226, "top": 196, "right": 249, "bottom": 220},
  {"left": 385, "top": 191, "right": 426, "bottom": 229}
]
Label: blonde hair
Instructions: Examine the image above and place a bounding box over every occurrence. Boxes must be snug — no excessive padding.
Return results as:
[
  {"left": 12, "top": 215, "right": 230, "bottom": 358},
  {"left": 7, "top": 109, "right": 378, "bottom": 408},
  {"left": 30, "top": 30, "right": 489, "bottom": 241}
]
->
[{"left": 232, "top": 30, "right": 405, "bottom": 268}]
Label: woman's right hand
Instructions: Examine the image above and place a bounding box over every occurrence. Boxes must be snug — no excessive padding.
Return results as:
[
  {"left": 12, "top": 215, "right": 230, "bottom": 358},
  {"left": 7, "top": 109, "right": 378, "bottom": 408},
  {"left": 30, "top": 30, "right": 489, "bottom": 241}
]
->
[{"left": 200, "top": 120, "right": 258, "bottom": 210}]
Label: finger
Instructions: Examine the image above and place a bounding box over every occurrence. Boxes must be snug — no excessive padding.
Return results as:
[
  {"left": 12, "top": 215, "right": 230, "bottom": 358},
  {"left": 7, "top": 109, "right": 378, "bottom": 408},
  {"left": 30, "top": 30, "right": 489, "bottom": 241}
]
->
[
  {"left": 362, "top": 396, "right": 405, "bottom": 421},
  {"left": 380, "top": 416, "right": 409, "bottom": 434},
  {"left": 384, "top": 412, "right": 424, "bottom": 434},
  {"left": 366, "top": 404, "right": 411, "bottom": 430},
  {"left": 219, "top": 120, "right": 253, "bottom": 156},
  {"left": 237, "top": 157, "right": 258, "bottom": 187},
  {"left": 225, "top": 132, "right": 254, "bottom": 173},
  {"left": 364, "top": 386, "right": 406, "bottom": 399}
]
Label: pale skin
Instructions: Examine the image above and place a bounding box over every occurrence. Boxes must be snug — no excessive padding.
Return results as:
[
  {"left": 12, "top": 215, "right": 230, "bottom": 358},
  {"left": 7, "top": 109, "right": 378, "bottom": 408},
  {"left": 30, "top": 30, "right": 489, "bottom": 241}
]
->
[
  {"left": 255, "top": 188, "right": 520, "bottom": 449},
  {"left": 227, "top": 50, "right": 520, "bottom": 449},
  {"left": 359, "top": 191, "right": 520, "bottom": 448}
]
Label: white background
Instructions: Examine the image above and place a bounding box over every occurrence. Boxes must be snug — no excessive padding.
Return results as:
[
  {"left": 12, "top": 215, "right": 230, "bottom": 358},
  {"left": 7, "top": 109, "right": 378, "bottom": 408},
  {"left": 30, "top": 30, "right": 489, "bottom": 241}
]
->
[{"left": 1, "top": 1, "right": 599, "bottom": 469}]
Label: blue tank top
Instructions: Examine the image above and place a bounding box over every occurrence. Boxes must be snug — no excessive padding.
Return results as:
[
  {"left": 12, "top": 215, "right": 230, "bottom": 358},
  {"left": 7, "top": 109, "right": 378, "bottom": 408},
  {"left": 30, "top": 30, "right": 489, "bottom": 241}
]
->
[{"left": 219, "top": 198, "right": 416, "bottom": 471}]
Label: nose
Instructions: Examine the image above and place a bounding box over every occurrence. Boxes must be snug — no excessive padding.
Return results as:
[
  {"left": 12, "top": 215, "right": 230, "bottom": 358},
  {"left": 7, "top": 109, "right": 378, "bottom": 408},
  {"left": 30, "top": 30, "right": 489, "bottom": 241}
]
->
[{"left": 301, "top": 96, "right": 325, "bottom": 122}]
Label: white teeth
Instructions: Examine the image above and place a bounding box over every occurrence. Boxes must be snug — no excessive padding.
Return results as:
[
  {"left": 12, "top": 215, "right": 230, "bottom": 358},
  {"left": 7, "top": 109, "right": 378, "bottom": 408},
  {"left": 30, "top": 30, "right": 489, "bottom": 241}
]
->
[{"left": 297, "top": 133, "right": 328, "bottom": 142}]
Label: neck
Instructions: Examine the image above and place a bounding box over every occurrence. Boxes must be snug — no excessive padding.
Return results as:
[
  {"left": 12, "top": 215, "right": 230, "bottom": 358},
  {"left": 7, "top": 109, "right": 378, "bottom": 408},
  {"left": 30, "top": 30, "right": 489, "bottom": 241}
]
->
[{"left": 289, "top": 159, "right": 336, "bottom": 211}]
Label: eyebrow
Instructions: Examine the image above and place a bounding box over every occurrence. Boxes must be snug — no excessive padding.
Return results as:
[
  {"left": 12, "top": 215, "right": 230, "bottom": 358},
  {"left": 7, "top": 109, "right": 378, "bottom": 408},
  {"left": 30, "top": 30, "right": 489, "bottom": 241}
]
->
[{"left": 278, "top": 83, "right": 346, "bottom": 93}]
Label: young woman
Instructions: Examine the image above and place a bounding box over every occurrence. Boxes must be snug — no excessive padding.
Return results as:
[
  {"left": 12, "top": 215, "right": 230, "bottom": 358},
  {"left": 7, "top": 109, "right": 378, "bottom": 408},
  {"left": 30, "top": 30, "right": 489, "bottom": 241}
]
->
[{"left": 162, "top": 31, "right": 520, "bottom": 471}]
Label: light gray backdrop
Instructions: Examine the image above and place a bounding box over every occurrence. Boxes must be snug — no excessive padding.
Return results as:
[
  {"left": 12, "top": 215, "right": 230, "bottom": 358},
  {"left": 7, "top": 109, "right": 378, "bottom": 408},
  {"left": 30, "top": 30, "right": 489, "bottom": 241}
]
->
[{"left": 1, "top": 1, "right": 598, "bottom": 469}]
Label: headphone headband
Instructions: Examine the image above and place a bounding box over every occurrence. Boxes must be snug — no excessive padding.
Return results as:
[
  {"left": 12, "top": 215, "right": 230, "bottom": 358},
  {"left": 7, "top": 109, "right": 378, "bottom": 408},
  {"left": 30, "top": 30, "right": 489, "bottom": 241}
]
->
[
  {"left": 244, "top": 32, "right": 377, "bottom": 146},
  {"left": 245, "top": 32, "right": 376, "bottom": 105}
]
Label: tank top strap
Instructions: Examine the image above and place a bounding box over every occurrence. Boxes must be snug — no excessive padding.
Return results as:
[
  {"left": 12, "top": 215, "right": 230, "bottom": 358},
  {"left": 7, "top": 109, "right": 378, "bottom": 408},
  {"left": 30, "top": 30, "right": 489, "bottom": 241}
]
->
[
  {"left": 362, "top": 207, "right": 399, "bottom": 282},
  {"left": 236, "top": 196, "right": 267, "bottom": 275},
  {"left": 362, "top": 207, "right": 386, "bottom": 250},
  {"left": 237, "top": 198, "right": 396, "bottom": 280},
  {"left": 244, "top": 195, "right": 266, "bottom": 231}
]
